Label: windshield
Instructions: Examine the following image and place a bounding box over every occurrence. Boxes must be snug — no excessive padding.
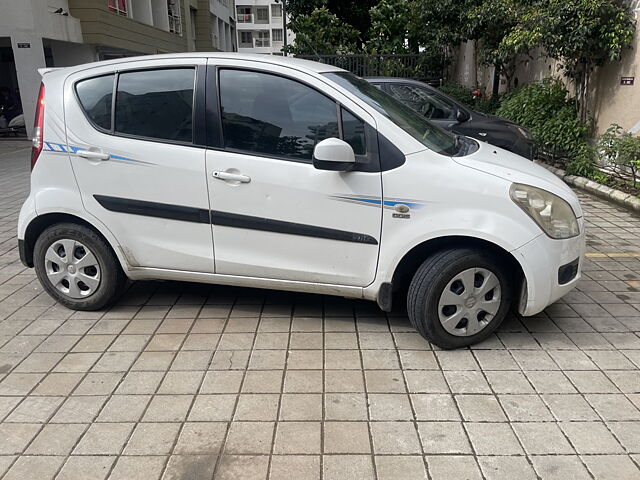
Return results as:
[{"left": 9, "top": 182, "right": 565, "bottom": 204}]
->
[{"left": 324, "top": 72, "right": 458, "bottom": 155}]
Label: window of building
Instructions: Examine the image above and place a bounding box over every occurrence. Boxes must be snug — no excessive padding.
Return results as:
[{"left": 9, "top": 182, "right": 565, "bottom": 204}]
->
[
  {"left": 271, "top": 4, "right": 282, "bottom": 17},
  {"left": 219, "top": 69, "right": 339, "bottom": 161},
  {"left": 256, "top": 7, "right": 269, "bottom": 22},
  {"left": 240, "top": 31, "right": 253, "bottom": 47},
  {"left": 168, "top": 0, "right": 182, "bottom": 35},
  {"left": 237, "top": 6, "right": 252, "bottom": 23},
  {"left": 190, "top": 8, "right": 197, "bottom": 42},
  {"left": 107, "top": 0, "right": 128, "bottom": 16},
  {"left": 115, "top": 68, "right": 194, "bottom": 143},
  {"left": 272, "top": 28, "right": 283, "bottom": 42},
  {"left": 255, "top": 31, "right": 270, "bottom": 47},
  {"left": 76, "top": 75, "right": 115, "bottom": 131},
  {"left": 341, "top": 108, "right": 366, "bottom": 155}
]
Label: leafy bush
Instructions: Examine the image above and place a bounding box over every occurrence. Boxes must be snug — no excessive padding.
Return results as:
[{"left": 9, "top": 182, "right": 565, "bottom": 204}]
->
[
  {"left": 438, "top": 83, "right": 501, "bottom": 114},
  {"left": 473, "top": 96, "right": 501, "bottom": 115},
  {"left": 598, "top": 124, "right": 640, "bottom": 187},
  {"left": 437, "top": 83, "right": 475, "bottom": 109},
  {"left": 566, "top": 144, "right": 598, "bottom": 177},
  {"left": 496, "top": 78, "right": 590, "bottom": 160}
]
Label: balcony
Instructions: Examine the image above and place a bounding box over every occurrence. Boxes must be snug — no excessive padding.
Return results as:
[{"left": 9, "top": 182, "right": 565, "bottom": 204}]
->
[
  {"left": 237, "top": 13, "right": 253, "bottom": 23},
  {"left": 238, "top": 38, "right": 271, "bottom": 49}
]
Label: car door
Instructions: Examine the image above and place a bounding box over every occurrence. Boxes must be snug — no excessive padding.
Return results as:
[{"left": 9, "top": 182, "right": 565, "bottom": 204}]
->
[
  {"left": 64, "top": 58, "right": 214, "bottom": 273},
  {"left": 205, "top": 61, "right": 382, "bottom": 286}
]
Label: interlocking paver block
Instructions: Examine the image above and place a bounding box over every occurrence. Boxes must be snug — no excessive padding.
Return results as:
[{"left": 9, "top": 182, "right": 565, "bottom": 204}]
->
[{"left": 2, "top": 151, "right": 640, "bottom": 478}]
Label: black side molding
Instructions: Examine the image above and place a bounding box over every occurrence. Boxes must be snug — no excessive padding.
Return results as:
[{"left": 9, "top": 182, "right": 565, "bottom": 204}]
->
[
  {"left": 93, "top": 195, "right": 378, "bottom": 245},
  {"left": 94, "top": 195, "right": 210, "bottom": 224},
  {"left": 212, "top": 210, "right": 378, "bottom": 245}
]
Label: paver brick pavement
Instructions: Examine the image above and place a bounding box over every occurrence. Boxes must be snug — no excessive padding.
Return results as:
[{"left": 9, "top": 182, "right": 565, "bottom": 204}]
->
[{"left": 1, "top": 142, "right": 640, "bottom": 478}]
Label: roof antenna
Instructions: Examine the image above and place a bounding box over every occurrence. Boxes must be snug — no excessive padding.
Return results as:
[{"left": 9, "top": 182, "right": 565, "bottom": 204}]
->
[{"left": 298, "top": 33, "right": 322, "bottom": 62}]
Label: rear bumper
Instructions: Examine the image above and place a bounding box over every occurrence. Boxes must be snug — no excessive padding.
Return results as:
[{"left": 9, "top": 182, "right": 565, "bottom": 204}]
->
[{"left": 513, "top": 219, "right": 586, "bottom": 316}]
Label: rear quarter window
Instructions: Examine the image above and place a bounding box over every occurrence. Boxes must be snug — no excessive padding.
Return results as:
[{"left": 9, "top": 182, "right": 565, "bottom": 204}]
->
[{"left": 75, "top": 74, "right": 114, "bottom": 130}]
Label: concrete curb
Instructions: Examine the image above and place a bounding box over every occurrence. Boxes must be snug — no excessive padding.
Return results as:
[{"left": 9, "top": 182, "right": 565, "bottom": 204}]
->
[{"left": 534, "top": 160, "right": 640, "bottom": 214}]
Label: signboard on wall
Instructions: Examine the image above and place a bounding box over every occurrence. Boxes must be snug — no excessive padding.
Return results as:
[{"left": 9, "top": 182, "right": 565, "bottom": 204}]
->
[
  {"left": 17, "top": 43, "right": 30, "bottom": 48},
  {"left": 621, "top": 77, "right": 635, "bottom": 86}
]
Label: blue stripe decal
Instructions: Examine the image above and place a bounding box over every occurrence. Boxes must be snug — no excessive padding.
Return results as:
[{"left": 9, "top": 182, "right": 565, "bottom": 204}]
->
[
  {"left": 331, "top": 195, "right": 425, "bottom": 210},
  {"left": 42, "top": 141, "right": 142, "bottom": 164}
]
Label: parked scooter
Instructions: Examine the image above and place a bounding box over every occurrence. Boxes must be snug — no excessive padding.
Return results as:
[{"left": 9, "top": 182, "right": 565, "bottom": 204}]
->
[{"left": 0, "top": 106, "right": 26, "bottom": 137}]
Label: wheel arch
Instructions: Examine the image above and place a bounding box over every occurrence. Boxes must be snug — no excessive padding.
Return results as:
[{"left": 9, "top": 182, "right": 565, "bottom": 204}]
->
[
  {"left": 22, "top": 213, "right": 123, "bottom": 270},
  {"left": 390, "top": 235, "right": 526, "bottom": 304}
]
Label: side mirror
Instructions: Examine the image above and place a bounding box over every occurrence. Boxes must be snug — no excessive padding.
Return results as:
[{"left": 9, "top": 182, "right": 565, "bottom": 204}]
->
[
  {"left": 313, "top": 137, "right": 356, "bottom": 171},
  {"left": 456, "top": 108, "right": 471, "bottom": 123}
]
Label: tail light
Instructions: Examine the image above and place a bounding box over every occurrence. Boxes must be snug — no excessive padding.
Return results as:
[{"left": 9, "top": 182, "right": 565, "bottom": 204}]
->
[{"left": 31, "top": 82, "right": 45, "bottom": 170}]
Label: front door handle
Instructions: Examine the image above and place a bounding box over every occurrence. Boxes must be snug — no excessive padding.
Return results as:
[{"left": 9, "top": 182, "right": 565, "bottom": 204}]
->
[
  {"left": 77, "top": 150, "right": 110, "bottom": 161},
  {"left": 212, "top": 171, "right": 251, "bottom": 183}
]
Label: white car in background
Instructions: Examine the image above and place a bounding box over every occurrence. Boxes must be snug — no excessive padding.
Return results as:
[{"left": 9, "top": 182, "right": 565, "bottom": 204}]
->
[{"left": 18, "top": 53, "right": 585, "bottom": 348}]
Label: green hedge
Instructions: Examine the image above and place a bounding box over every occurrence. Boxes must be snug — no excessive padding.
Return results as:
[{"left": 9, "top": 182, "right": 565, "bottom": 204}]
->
[{"left": 496, "top": 78, "right": 590, "bottom": 160}]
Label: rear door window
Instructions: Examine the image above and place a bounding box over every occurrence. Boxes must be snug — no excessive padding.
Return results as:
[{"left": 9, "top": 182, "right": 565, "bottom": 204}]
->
[{"left": 115, "top": 68, "right": 195, "bottom": 143}]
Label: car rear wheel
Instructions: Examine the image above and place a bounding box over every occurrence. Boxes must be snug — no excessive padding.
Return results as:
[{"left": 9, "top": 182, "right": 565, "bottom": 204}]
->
[
  {"left": 34, "top": 223, "right": 127, "bottom": 310},
  {"left": 407, "top": 248, "right": 512, "bottom": 349}
]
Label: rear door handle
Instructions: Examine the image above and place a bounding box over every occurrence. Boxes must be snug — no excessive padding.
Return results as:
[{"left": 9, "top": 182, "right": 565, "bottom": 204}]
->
[
  {"left": 77, "top": 150, "right": 110, "bottom": 161},
  {"left": 212, "top": 171, "right": 251, "bottom": 183}
]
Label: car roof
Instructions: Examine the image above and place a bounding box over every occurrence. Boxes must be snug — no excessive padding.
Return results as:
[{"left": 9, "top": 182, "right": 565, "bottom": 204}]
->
[{"left": 42, "top": 52, "right": 344, "bottom": 78}]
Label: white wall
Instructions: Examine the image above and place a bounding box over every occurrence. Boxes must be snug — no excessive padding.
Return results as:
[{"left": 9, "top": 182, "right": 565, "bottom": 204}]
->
[
  {"left": 130, "top": 0, "right": 154, "bottom": 26},
  {"left": 0, "top": 0, "right": 87, "bottom": 133},
  {"left": 49, "top": 40, "right": 97, "bottom": 67}
]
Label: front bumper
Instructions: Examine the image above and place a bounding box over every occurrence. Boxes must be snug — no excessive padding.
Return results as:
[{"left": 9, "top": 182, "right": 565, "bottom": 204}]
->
[{"left": 512, "top": 218, "right": 586, "bottom": 316}]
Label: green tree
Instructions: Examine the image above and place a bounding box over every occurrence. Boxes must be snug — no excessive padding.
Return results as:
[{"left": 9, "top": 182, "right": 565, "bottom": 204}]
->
[
  {"left": 411, "top": 0, "right": 475, "bottom": 73},
  {"left": 514, "top": 0, "right": 635, "bottom": 121},
  {"left": 283, "top": 6, "right": 360, "bottom": 55},
  {"left": 326, "top": 0, "right": 379, "bottom": 44},
  {"left": 284, "top": 0, "right": 326, "bottom": 18},
  {"left": 366, "top": 0, "right": 414, "bottom": 54},
  {"left": 599, "top": 124, "right": 640, "bottom": 187},
  {"left": 466, "top": 0, "right": 536, "bottom": 96}
]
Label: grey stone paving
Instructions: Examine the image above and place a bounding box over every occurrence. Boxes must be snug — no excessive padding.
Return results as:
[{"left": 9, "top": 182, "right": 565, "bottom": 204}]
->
[{"left": 1, "top": 141, "right": 640, "bottom": 479}]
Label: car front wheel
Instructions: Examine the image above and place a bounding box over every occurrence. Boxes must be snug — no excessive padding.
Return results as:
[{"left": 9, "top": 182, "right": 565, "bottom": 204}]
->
[
  {"left": 407, "top": 248, "right": 512, "bottom": 349},
  {"left": 33, "top": 223, "right": 127, "bottom": 310}
]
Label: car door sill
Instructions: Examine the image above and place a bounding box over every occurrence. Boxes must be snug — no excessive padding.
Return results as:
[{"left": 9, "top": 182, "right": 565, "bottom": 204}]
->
[{"left": 127, "top": 267, "right": 365, "bottom": 298}]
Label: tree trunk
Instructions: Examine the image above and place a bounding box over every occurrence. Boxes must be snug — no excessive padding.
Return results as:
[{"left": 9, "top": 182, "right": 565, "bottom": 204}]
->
[
  {"left": 492, "top": 63, "right": 500, "bottom": 98},
  {"left": 578, "top": 61, "right": 589, "bottom": 123}
]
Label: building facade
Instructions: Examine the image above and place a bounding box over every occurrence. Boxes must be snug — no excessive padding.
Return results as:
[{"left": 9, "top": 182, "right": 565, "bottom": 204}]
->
[
  {"left": 193, "top": 0, "right": 237, "bottom": 53},
  {"left": 235, "top": 0, "right": 292, "bottom": 55},
  {"left": 1, "top": 0, "right": 237, "bottom": 135}
]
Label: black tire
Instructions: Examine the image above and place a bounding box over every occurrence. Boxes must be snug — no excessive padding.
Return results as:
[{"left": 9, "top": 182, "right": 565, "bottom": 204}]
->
[
  {"left": 33, "top": 223, "right": 127, "bottom": 310},
  {"left": 407, "top": 248, "right": 512, "bottom": 349}
]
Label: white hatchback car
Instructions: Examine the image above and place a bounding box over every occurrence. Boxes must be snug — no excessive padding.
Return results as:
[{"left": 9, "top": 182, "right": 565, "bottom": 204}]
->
[{"left": 18, "top": 53, "right": 585, "bottom": 348}]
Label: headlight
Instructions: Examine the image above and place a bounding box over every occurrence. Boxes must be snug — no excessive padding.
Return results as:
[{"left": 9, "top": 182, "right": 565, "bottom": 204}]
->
[{"left": 510, "top": 184, "right": 579, "bottom": 239}]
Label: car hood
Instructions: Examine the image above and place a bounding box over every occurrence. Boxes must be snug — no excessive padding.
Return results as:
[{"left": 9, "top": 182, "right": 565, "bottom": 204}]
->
[
  {"left": 466, "top": 112, "right": 523, "bottom": 133},
  {"left": 453, "top": 140, "right": 583, "bottom": 217}
]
